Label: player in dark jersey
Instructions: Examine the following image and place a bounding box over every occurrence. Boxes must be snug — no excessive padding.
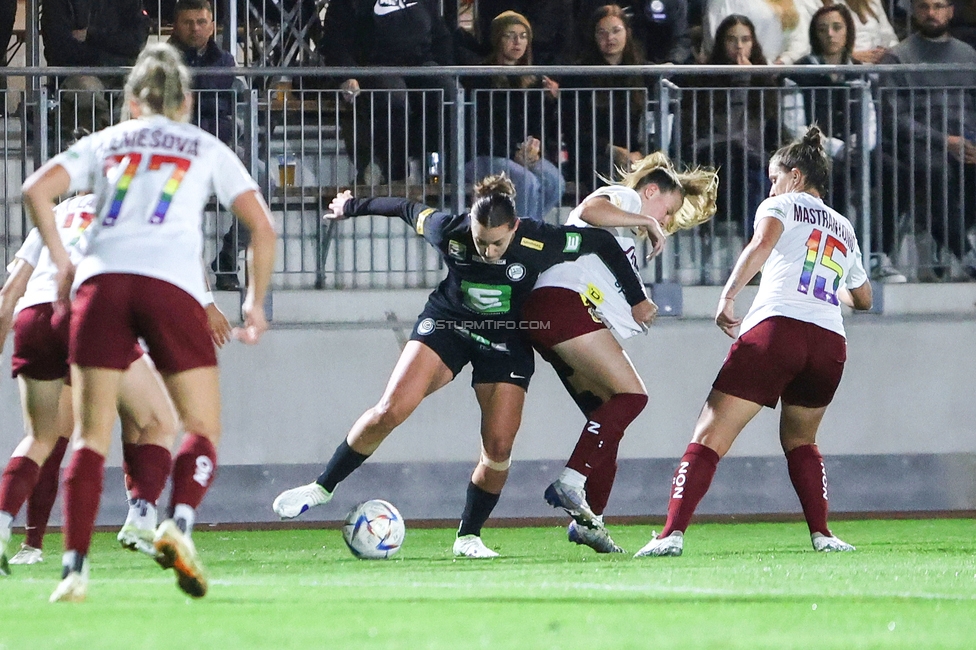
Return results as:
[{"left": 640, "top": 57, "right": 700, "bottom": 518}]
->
[{"left": 273, "top": 174, "right": 658, "bottom": 557}]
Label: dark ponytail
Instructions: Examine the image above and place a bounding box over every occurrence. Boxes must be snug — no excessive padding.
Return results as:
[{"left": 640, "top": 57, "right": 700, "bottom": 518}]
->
[
  {"left": 771, "top": 126, "right": 831, "bottom": 195},
  {"left": 471, "top": 173, "right": 519, "bottom": 228}
]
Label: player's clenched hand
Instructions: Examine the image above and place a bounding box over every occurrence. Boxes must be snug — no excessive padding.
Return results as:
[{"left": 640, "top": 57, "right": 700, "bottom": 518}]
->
[
  {"left": 641, "top": 217, "right": 667, "bottom": 260},
  {"left": 325, "top": 190, "right": 353, "bottom": 220},
  {"left": 205, "top": 302, "right": 232, "bottom": 348},
  {"left": 715, "top": 296, "right": 740, "bottom": 339},
  {"left": 632, "top": 299, "right": 658, "bottom": 331},
  {"left": 235, "top": 296, "right": 268, "bottom": 345}
]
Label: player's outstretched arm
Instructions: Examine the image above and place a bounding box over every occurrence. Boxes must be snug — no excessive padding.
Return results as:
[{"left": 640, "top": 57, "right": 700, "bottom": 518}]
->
[
  {"left": 577, "top": 195, "right": 667, "bottom": 258},
  {"left": 230, "top": 189, "right": 276, "bottom": 344},
  {"left": 717, "top": 216, "right": 784, "bottom": 338}
]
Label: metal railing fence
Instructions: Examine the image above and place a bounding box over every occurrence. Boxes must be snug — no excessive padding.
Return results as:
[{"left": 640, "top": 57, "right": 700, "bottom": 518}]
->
[{"left": 2, "top": 64, "right": 974, "bottom": 288}]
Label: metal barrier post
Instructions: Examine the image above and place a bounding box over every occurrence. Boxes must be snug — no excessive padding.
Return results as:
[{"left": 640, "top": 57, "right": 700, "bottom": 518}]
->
[
  {"left": 452, "top": 77, "right": 465, "bottom": 216},
  {"left": 37, "top": 84, "right": 48, "bottom": 166},
  {"left": 857, "top": 79, "right": 873, "bottom": 272}
]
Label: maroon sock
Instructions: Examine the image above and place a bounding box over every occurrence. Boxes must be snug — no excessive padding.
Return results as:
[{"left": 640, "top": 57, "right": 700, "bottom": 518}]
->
[
  {"left": 25, "top": 436, "right": 69, "bottom": 549},
  {"left": 566, "top": 393, "right": 647, "bottom": 476},
  {"left": 169, "top": 434, "right": 217, "bottom": 513},
  {"left": 0, "top": 456, "right": 41, "bottom": 519},
  {"left": 129, "top": 444, "right": 173, "bottom": 505},
  {"left": 660, "top": 443, "right": 720, "bottom": 538},
  {"left": 62, "top": 448, "right": 105, "bottom": 556},
  {"left": 122, "top": 442, "right": 137, "bottom": 496},
  {"left": 786, "top": 444, "right": 831, "bottom": 537},
  {"left": 584, "top": 460, "right": 617, "bottom": 516}
]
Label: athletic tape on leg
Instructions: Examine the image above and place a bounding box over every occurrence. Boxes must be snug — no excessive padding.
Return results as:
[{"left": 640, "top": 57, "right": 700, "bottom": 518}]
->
[{"left": 480, "top": 449, "right": 511, "bottom": 471}]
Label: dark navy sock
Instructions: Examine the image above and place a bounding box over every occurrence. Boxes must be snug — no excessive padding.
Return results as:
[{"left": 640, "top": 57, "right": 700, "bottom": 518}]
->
[
  {"left": 457, "top": 482, "right": 500, "bottom": 537},
  {"left": 316, "top": 440, "right": 370, "bottom": 493}
]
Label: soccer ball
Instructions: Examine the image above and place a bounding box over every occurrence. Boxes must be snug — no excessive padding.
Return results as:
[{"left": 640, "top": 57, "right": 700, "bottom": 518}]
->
[{"left": 341, "top": 499, "right": 405, "bottom": 559}]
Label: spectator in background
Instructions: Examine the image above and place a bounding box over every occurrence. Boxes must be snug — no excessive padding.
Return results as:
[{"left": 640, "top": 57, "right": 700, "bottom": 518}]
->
[
  {"left": 576, "top": 0, "right": 692, "bottom": 64},
  {"left": 681, "top": 14, "right": 783, "bottom": 234},
  {"left": 835, "top": 0, "right": 900, "bottom": 62},
  {"left": 475, "top": 0, "right": 577, "bottom": 65},
  {"left": 41, "top": 0, "right": 150, "bottom": 68},
  {"left": 169, "top": 0, "right": 244, "bottom": 291},
  {"left": 319, "top": 0, "right": 454, "bottom": 184},
  {"left": 703, "top": 0, "right": 810, "bottom": 63},
  {"left": 880, "top": 0, "right": 976, "bottom": 280},
  {"left": 565, "top": 4, "right": 650, "bottom": 194},
  {"left": 949, "top": 0, "right": 976, "bottom": 50},
  {"left": 464, "top": 11, "right": 564, "bottom": 222},
  {"left": 792, "top": 4, "right": 905, "bottom": 282},
  {"left": 1, "top": 0, "right": 15, "bottom": 69}
]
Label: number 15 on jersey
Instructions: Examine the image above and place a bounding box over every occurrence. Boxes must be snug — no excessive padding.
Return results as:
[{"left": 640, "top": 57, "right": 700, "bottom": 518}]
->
[{"left": 797, "top": 228, "right": 846, "bottom": 306}]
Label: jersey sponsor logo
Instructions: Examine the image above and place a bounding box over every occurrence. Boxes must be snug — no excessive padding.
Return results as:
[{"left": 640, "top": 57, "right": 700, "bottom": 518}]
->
[
  {"left": 564, "top": 232, "right": 582, "bottom": 253},
  {"left": 448, "top": 239, "right": 467, "bottom": 260},
  {"left": 460, "top": 281, "right": 512, "bottom": 314},
  {"left": 417, "top": 317, "right": 436, "bottom": 335},
  {"left": 374, "top": 0, "right": 418, "bottom": 16},
  {"left": 671, "top": 460, "right": 689, "bottom": 499},
  {"left": 519, "top": 237, "right": 544, "bottom": 251},
  {"left": 583, "top": 283, "right": 604, "bottom": 305},
  {"left": 416, "top": 208, "right": 435, "bottom": 235},
  {"left": 506, "top": 263, "right": 526, "bottom": 281}
]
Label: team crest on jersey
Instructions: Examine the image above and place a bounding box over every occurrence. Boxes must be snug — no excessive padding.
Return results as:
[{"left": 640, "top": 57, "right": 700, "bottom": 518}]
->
[
  {"left": 448, "top": 240, "right": 467, "bottom": 260},
  {"left": 564, "top": 232, "right": 582, "bottom": 253},
  {"left": 519, "top": 237, "right": 544, "bottom": 251},
  {"left": 506, "top": 263, "right": 526, "bottom": 281}
]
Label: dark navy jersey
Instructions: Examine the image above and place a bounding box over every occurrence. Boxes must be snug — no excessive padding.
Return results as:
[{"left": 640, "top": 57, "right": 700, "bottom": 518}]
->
[{"left": 344, "top": 196, "right": 648, "bottom": 343}]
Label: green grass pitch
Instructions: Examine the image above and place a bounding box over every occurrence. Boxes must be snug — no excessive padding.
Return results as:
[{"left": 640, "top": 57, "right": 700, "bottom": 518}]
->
[{"left": 2, "top": 519, "right": 975, "bottom": 649}]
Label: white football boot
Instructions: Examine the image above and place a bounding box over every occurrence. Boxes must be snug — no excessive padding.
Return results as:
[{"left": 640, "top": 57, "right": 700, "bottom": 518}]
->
[
  {"left": 273, "top": 482, "right": 333, "bottom": 519},
  {"left": 634, "top": 531, "right": 684, "bottom": 557},
  {"left": 9, "top": 544, "right": 44, "bottom": 565},
  {"left": 453, "top": 535, "right": 499, "bottom": 558},
  {"left": 811, "top": 532, "right": 855, "bottom": 552}
]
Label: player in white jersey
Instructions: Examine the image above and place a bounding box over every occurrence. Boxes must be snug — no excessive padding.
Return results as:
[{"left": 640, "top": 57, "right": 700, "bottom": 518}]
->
[
  {"left": 521, "top": 153, "right": 719, "bottom": 553},
  {"left": 0, "top": 192, "right": 231, "bottom": 573},
  {"left": 21, "top": 43, "right": 276, "bottom": 602},
  {"left": 635, "top": 127, "right": 873, "bottom": 559}
]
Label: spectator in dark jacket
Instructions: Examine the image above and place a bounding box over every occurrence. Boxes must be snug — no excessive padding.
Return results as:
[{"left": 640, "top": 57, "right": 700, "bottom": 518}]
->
[
  {"left": 565, "top": 4, "right": 651, "bottom": 194},
  {"left": 476, "top": 0, "right": 577, "bottom": 65},
  {"left": 1, "top": 0, "right": 16, "bottom": 67},
  {"left": 464, "top": 10, "right": 565, "bottom": 221},
  {"left": 577, "top": 0, "right": 692, "bottom": 63},
  {"left": 169, "top": 0, "right": 236, "bottom": 142},
  {"left": 41, "top": 0, "right": 150, "bottom": 67},
  {"left": 320, "top": 0, "right": 454, "bottom": 182},
  {"left": 880, "top": 0, "right": 976, "bottom": 279},
  {"left": 169, "top": 0, "right": 245, "bottom": 289}
]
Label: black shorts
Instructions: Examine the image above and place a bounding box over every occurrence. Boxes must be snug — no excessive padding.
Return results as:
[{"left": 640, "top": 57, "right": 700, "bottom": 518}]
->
[{"left": 410, "top": 305, "right": 534, "bottom": 389}]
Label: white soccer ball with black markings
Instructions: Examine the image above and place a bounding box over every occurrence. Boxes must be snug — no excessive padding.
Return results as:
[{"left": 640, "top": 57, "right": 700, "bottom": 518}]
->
[{"left": 342, "top": 499, "right": 405, "bottom": 559}]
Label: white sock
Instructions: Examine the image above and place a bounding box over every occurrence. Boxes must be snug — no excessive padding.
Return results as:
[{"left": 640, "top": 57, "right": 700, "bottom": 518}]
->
[
  {"left": 173, "top": 504, "right": 196, "bottom": 537},
  {"left": 558, "top": 468, "right": 587, "bottom": 490}
]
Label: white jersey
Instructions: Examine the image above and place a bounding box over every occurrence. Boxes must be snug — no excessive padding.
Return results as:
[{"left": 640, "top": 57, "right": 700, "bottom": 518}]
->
[
  {"left": 740, "top": 192, "right": 869, "bottom": 339},
  {"left": 51, "top": 115, "right": 259, "bottom": 303},
  {"left": 534, "top": 185, "right": 647, "bottom": 338},
  {"left": 10, "top": 194, "right": 98, "bottom": 312}
]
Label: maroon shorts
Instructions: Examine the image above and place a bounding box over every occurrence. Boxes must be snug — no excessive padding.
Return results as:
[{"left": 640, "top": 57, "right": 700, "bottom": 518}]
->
[
  {"left": 522, "top": 286, "right": 606, "bottom": 351},
  {"left": 11, "top": 303, "right": 71, "bottom": 381},
  {"left": 70, "top": 274, "right": 216, "bottom": 374},
  {"left": 713, "top": 316, "right": 847, "bottom": 409}
]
